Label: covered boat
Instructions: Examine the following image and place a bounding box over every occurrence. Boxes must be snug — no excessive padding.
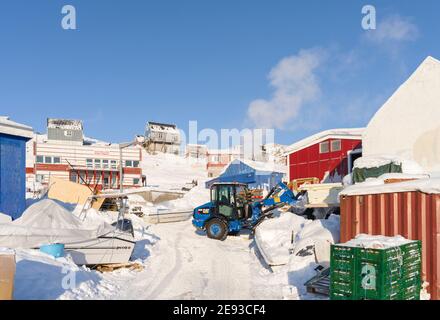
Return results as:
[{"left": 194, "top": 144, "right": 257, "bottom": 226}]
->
[{"left": 0, "top": 199, "right": 135, "bottom": 266}]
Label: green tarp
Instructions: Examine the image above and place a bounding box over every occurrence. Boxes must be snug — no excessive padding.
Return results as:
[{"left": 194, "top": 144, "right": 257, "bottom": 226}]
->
[{"left": 353, "top": 162, "right": 402, "bottom": 183}]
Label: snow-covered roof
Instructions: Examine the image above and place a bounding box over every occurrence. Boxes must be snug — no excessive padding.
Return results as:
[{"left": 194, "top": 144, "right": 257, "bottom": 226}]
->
[
  {"left": 284, "top": 128, "right": 364, "bottom": 155},
  {"left": 147, "top": 122, "right": 179, "bottom": 134},
  {"left": 340, "top": 177, "right": 440, "bottom": 196},
  {"left": 220, "top": 158, "right": 287, "bottom": 175},
  {"left": 47, "top": 118, "right": 83, "bottom": 131},
  {"left": 0, "top": 116, "right": 33, "bottom": 139}
]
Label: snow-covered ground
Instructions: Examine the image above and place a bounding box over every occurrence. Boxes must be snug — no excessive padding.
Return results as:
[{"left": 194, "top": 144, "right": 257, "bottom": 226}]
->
[{"left": 11, "top": 216, "right": 328, "bottom": 300}]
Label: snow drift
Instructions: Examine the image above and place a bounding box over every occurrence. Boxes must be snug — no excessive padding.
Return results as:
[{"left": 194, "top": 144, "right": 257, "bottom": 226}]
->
[{"left": 254, "top": 212, "right": 340, "bottom": 266}]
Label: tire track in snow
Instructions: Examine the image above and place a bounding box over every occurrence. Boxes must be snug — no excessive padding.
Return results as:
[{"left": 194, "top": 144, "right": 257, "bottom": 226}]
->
[{"left": 144, "top": 230, "right": 183, "bottom": 299}]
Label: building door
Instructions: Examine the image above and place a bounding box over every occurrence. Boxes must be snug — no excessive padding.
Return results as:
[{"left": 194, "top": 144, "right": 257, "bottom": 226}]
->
[
  {"left": 348, "top": 149, "right": 363, "bottom": 173},
  {"left": 103, "top": 172, "right": 110, "bottom": 189}
]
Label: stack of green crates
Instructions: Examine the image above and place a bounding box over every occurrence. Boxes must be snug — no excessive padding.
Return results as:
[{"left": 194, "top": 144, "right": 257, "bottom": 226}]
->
[{"left": 330, "top": 240, "right": 422, "bottom": 300}]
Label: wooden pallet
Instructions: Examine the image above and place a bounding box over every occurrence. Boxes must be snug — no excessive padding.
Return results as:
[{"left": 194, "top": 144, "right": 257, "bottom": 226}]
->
[
  {"left": 96, "top": 262, "right": 144, "bottom": 273},
  {"left": 304, "top": 268, "right": 331, "bottom": 296}
]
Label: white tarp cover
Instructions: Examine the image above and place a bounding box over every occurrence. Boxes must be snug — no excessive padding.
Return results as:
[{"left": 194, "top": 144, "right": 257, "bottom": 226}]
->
[{"left": 0, "top": 199, "right": 113, "bottom": 249}]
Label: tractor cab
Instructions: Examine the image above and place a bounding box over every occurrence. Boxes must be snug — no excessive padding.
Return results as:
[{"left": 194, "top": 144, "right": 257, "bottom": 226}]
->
[{"left": 209, "top": 182, "right": 252, "bottom": 221}]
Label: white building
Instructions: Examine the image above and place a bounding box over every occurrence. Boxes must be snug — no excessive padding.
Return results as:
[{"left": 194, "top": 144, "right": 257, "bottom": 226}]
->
[
  {"left": 145, "top": 122, "right": 181, "bottom": 155},
  {"left": 26, "top": 119, "right": 142, "bottom": 191},
  {"left": 185, "top": 144, "right": 208, "bottom": 160},
  {"left": 363, "top": 56, "right": 440, "bottom": 173}
]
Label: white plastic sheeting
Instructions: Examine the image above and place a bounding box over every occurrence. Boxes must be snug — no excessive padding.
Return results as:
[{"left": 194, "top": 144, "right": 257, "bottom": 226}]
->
[{"left": 0, "top": 199, "right": 113, "bottom": 249}]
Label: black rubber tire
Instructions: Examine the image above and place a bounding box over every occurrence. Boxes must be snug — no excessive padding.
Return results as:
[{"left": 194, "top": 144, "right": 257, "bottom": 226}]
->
[{"left": 206, "top": 218, "right": 229, "bottom": 241}]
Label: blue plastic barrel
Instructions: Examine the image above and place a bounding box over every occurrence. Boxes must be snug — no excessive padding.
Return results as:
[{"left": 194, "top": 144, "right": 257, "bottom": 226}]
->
[{"left": 40, "top": 243, "right": 65, "bottom": 258}]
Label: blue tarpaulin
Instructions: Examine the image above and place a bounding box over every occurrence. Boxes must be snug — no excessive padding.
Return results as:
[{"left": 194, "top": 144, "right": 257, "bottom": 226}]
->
[{"left": 205, "top": 159, "right": 285, "bottom": 191}]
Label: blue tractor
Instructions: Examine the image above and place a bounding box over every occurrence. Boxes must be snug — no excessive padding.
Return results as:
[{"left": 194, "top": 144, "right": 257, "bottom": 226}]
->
[{"left": 192, "top": 182, "right": 298, "bottom": 241}]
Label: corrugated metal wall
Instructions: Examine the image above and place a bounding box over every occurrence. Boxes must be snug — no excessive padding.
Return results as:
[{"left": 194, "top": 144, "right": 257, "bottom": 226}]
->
[
  {"left": 340, "top": 191, "right": 440, "bottom": 300},
  {"left": 0, "top": 133, "right": 28, "bottom": 219}
]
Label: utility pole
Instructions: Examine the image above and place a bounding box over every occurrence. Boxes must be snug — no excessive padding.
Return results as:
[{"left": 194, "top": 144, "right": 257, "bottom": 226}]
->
[{"left": 117, "top": 140, "right": 140, "bottom": 225}]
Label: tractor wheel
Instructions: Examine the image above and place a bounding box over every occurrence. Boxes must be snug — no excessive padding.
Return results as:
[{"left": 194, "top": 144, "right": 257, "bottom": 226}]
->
[{"left": 206, "top": 218, "right": 228, "bottom": 241}]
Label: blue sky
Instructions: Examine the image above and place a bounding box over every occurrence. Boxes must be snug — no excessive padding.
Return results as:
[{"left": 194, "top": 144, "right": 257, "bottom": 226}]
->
[{"left": 0, "top": 0, "right": 439, "bottom": 146}]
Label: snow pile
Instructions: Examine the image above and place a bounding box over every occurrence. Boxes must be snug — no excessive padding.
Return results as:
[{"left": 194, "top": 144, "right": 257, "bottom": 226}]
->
[
  {"left": 254, "top": 213, "right": 340, "bottom": 299},
  {"left": 12, "top": 248, "right": 113, "bottom": 300},
  {"left": 255, "top": 213, "right": 340, "bottom": 267},
  {"left": 255, "top": 212, "right": 306, "bottom": 266},
  {"left": 341, "top": 234, "right": 414, "bottom": 249},
  {"left": 154, "top": 185, "right": 210, "bottom": 213},
  {"left": 0, "top": 212, "right": 12, "bottom": 223}
]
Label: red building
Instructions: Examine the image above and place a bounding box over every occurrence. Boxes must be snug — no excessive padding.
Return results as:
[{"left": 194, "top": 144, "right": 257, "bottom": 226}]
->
[{"left": 285, "top": 128, "right": 364, "bottom": 184}]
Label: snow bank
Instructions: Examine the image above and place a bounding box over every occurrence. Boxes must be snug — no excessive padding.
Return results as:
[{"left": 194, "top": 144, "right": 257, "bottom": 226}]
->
[
  {"left": 341, "top": 234, "right": 414, "bottom": 249},
  {"left": 293, "top": 215, "right": 340, "bottom": 266},
  {"left": 155, "top": 186, "right": 210, "bottom": 212},
  {"left": 0, "top": 212, "right": 12, "bottom": 223},
  {"left": 341, "top": 177, "right": 440, "bottom": 196},
  {"left": 255, "top": 212, "right": 306, "bottom": 266},
  {"left": 254, "top": 213, "right": 340, "bottom": 299},
  {"left": 255, "top": 213, "right": 340, "bottom": 267},
  {"left": 12, "top": 248, "right": 110, "bottom": 300}
]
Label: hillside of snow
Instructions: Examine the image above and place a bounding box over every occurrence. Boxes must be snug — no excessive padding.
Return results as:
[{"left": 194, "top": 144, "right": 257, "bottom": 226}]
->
[{"left": 140, "top": 150, "right": 208, "bottom": 190}]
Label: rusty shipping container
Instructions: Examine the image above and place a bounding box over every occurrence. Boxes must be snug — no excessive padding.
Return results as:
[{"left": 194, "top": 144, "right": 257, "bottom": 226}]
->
[{"left": 340, "top": 191, "right": 440, "bottom": 300}]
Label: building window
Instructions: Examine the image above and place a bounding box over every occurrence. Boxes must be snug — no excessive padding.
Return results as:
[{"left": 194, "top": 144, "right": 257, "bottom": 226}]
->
[
  {"left": 64, "top": 130, "right": 73, "bottom": 137},
  {"left": 319, "top": 141, "right": 329, "bottom": 154},
  {"left": 133, "top": 161, "right": 139, "bottom": 168},
  {"left": 111, "top": 160, "right": 117, "bottom": 169},
  {"left": 70, "top": 173, "right": 78, "bottom": 183},
  {"left": 103, "top": 160, "right": 109, "bottom": 169},
  {"left": 36, "top": 174, "right": 45, "bottom": 183},
  {"left": 94, "top": 159, "right": 101, "bottom": 169},
  {"left": 125, "top": 160, "right": 133, "bottom": 167},
  {"left": 86, "top": 159, "right": 93, "bottom": 168},
  {"left": 36, "top": 156, "right": 44, "bottom": 163},
  {"left": 133, "top": 178, "right": 140, "bottom": 185},
  {"left": 331, "top": 140, "right": 341, "bottom": 152},
  {"left": 53, "top": 157, "right": 61, "bottom": 164},
  {"left": 45, "top": 156, "right": 53, "bottom": 164}
]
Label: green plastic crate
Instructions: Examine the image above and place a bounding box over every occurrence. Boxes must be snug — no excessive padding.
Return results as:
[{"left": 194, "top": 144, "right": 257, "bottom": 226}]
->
[{"left": 330, "top": 240, "right": 422, "bottom": 300}]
